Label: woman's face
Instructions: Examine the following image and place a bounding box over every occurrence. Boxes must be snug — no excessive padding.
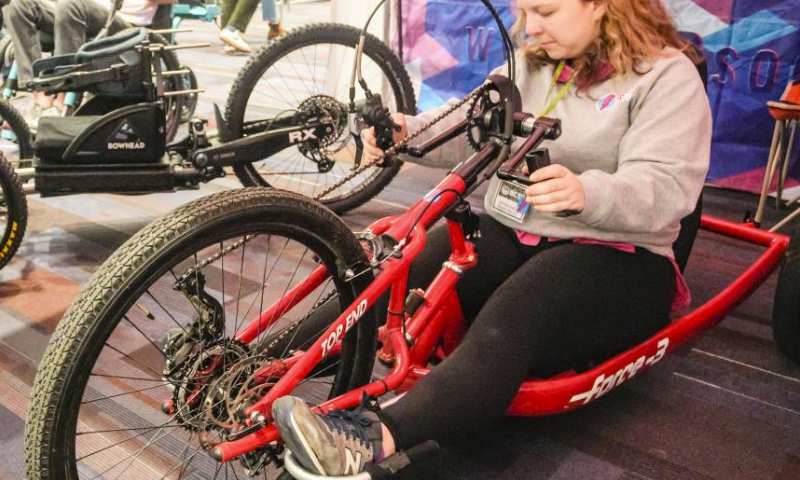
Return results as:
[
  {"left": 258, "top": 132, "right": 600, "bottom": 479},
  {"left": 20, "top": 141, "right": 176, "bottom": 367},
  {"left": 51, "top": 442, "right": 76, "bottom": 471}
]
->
[{"left": 518, "top": 0, "right": 606, "bottom": 59}]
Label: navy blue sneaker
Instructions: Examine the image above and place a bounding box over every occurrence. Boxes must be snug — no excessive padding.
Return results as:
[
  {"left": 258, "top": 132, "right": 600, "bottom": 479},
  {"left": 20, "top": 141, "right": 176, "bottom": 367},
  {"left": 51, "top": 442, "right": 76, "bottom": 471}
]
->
[{"left": 272, "top": 396, "right": 383, "bottom": 475}]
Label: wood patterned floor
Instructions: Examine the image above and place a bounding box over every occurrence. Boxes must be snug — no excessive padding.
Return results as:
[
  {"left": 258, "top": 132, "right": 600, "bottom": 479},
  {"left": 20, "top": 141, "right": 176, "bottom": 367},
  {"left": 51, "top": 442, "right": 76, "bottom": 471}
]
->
[{"left": 1, "top": 3, "right": 799, "bottom": 479}]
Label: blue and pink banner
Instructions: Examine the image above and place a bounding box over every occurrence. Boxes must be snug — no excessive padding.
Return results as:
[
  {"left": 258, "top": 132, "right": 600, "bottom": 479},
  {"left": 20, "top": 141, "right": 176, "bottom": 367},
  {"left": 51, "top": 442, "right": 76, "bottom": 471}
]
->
[{"left": 396, "top": 0, "right": 800, "bottom": 192}]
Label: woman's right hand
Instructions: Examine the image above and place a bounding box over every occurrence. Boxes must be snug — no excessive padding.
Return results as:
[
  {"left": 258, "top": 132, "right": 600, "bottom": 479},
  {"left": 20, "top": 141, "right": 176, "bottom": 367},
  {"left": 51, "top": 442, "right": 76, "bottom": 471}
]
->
[{"left": 362, "top": 112, "right": 408, "bottom": 164}]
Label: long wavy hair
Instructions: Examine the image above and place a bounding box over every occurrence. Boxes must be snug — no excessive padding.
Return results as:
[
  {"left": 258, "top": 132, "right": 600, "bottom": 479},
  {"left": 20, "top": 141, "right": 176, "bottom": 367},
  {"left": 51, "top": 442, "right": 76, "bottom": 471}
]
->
[{"left": 512, "top": 0, "right": 699, "bottom": 90}]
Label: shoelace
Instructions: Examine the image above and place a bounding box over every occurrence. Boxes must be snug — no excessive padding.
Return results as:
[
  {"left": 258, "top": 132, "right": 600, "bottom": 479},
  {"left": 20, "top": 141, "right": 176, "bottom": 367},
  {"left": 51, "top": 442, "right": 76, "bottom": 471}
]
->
[{"left": 319, "top": 401, "right": 374, "bottom": 446}]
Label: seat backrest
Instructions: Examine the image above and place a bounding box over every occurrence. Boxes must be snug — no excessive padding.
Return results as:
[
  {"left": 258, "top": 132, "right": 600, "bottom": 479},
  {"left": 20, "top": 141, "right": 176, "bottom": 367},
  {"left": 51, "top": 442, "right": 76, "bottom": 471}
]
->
[{"left": 670, "top": 47, "right": 707, "bottom": 272}]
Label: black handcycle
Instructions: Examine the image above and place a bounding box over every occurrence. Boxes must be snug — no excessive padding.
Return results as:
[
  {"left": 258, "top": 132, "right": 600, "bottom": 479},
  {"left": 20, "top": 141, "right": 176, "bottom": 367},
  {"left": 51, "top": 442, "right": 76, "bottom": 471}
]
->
[{"left": 0, "top": 22, "right": 416, "bottom": 271}]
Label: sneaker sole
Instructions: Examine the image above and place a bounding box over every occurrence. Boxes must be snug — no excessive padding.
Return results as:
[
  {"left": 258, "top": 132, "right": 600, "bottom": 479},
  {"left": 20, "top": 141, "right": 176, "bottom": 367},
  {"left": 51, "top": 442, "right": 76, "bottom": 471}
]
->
[
  {"left": 273, "top": 399, "right": 326, "bottom": 475},
  {"left": 219, "top": 34, "right": 251, "bottom": 53}
]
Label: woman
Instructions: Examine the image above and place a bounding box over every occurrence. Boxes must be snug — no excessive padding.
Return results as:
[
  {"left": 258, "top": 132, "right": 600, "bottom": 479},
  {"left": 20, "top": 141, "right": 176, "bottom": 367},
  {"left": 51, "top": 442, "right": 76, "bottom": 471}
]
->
[{"left": 272, "top": 0, "right": 712, "bottom": 475}]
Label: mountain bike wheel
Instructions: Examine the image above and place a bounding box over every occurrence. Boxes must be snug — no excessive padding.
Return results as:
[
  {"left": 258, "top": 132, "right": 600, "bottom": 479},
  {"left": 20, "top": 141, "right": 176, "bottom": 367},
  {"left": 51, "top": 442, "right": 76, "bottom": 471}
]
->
[
  {"left": 225, "top": 22, "right": 417, "bottom": 214},
  {"left": 0, "top": 96, "right": 33, "bottom": 169},
  {"left": 0, "top": 150, "right": 27, "bottom": 270},
  {"left": 25, "top": 188, "right": 378, "bottom": 479}
]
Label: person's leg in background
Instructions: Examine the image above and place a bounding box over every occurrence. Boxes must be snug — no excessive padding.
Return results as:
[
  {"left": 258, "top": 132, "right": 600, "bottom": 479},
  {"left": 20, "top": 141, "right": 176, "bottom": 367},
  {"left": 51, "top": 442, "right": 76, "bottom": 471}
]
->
[
  {"left": 3, "top": 0, "right": 59, "bottom": 124},
  {"left": 53, "top": 0, "right": 131, "bottom": 56},
  {"left": 219, "top": 0, "right": 260, "bottom": 53},
  {"left": 262, "top": 0, "right": 284, "bottom": 39}
]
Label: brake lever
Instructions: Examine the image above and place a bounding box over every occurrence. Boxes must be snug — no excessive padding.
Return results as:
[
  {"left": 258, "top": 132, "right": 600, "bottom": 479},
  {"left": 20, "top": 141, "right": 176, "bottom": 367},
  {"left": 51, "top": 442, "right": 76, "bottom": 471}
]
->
[
  {"left": 361, "top": 93, "right": 405, "bottom": 162},
  {"left": 348, "top": 109, "right": 368, "bottom": 169}
]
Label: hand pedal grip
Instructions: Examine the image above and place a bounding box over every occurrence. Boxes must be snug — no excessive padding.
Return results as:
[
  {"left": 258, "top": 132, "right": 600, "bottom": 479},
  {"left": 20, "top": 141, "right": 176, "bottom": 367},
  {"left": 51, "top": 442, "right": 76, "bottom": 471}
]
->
[{"left": 496, "top": 148, "right": 551, "bottom": 186}]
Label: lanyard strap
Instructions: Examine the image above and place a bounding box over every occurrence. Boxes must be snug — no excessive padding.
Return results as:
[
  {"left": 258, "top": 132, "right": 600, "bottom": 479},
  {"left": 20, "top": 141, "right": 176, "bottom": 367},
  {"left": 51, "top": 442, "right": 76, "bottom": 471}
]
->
[{"left": 538, "top": 60, "right": 574, "bottom": 117}]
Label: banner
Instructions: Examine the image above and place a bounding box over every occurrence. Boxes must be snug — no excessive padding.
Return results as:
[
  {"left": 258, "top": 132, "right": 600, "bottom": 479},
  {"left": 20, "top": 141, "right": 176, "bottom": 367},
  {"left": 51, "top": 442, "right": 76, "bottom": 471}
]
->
[{"left": 397, "top": 0, "right": 800, "bottom": 192}]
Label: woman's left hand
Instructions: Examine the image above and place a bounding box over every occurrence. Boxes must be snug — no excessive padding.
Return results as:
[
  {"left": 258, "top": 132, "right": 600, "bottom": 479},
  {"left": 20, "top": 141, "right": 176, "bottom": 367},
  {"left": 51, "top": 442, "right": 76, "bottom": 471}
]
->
[{"left": 524, "top": 164, "right": 585, "bottom": 214}]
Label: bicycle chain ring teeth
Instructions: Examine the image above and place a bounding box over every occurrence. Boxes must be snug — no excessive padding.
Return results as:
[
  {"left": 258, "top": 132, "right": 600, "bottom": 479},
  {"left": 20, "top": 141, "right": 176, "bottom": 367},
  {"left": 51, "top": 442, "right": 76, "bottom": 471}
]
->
[
  {"left": 297, "top": 94, "right": 349, "bottom": 169},
  {"left": 466, "top": 84, "right": 503, "bottom": 151},
  {"left": 466, "top": 75, "right": 523, "bottom": 150}
]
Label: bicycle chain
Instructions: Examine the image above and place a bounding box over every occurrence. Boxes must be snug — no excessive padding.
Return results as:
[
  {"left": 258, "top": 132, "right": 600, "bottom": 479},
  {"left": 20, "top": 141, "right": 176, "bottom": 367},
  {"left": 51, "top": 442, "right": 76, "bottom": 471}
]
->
[
  {"left": 313, "top": 83, "right": 490, "bottom": 201},
  {"left": 177, "top": 83, "right": 491, "bottom": 279}
]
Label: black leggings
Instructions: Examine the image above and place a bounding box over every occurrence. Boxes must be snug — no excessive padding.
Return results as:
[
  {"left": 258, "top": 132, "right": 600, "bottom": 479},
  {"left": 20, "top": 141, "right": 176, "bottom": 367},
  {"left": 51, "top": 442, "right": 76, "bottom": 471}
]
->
[{"left": 377, "top": 214, "right": 676, "bottom": 450}]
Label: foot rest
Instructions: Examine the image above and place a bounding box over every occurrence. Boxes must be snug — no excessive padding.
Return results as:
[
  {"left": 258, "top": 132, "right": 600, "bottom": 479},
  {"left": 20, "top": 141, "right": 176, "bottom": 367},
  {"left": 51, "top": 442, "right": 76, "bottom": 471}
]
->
[
  {"left": 283, "top": 450, "right": 372, "bottom": 480},
  {"left": 34, "top": 116, "right": 100, "bottom": 163},
  {"left": 283, "top": 441, "right": 439, "bottom": 480}
]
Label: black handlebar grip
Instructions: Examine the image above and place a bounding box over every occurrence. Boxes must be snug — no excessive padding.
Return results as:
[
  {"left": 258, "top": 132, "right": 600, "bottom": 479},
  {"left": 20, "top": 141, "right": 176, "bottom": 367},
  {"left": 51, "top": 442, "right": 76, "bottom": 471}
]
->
[{"left": 366, "top": 441, "right": 440, "bottom": 480}]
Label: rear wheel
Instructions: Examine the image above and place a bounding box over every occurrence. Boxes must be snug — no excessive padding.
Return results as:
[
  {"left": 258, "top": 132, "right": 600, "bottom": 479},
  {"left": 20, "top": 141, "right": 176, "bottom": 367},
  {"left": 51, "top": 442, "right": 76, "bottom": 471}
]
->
[
  {"left": 0, "top": 96, "right": 33, "bottom": 169},
  {"left": 25, "top": 188, "right": 378, "bottom": 479},
  {"left": 0, "top": 150, "right": 27, "bottom": 270},
  {"left": 773, "top": 220, "right": 800, "bottom": 363},
  {"left": 225, "top": 22, "right": 417, "bottom": 214}
]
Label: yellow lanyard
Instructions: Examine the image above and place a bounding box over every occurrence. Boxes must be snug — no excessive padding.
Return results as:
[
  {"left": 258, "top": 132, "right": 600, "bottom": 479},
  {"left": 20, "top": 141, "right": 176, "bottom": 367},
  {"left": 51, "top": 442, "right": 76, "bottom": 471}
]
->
[{"left": 538, "top": 60, "right": 574, "bottom": 117}]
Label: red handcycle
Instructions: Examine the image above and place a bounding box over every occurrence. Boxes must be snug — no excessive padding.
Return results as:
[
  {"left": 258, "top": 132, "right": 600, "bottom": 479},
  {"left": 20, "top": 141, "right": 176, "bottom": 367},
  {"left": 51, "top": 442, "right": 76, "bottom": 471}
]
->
[
  {"left": 22, "top": 1, "right": 800, "bottom": 476},
  {"left": 22, "top": 69, "right": 798, "bottom": 479}
]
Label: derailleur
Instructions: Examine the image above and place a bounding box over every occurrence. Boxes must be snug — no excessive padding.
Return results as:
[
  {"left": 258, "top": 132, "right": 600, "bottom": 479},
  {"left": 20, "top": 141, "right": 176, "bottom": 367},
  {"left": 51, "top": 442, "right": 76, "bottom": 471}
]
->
[
  {"left": 162, "top": 269, "right": 227, "bottom": 378},
  {"left": 173, "top": 269, "right": 225, "bottom": 339}
]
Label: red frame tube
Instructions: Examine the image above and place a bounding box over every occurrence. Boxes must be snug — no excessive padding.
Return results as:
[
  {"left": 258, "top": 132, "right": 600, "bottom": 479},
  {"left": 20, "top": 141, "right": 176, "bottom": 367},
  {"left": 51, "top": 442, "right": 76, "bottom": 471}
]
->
[
  {"left": 392, "top": 216, "right": 790, "bottom": 416},
  {"left": 235, "top": 265, "right": 329, "bottom": 344},
  {"left": 209, "top": 191, "right": 790, "bottom": 460}
]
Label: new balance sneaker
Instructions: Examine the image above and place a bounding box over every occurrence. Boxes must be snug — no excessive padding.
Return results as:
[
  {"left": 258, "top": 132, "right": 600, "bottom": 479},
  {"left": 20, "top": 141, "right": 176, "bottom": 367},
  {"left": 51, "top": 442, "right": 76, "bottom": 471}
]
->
[
  {"left": 219, "top": 27, "right": 252, "bottom": 53},
  {"left": 272, "top": 396, "right": 383, "bottom": 476}
]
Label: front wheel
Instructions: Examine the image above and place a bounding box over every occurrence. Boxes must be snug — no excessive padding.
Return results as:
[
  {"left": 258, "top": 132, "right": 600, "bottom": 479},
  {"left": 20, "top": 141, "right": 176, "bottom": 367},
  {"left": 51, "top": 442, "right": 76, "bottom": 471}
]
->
[
  {"left": 25, "top": 188, "right": 377, "bottom": 479},
  {"left": 773, "top": 220, "right": 800, "bottom": 363},
  {"left": 224, "top": 23, "right": 417, "bottom": 214}
]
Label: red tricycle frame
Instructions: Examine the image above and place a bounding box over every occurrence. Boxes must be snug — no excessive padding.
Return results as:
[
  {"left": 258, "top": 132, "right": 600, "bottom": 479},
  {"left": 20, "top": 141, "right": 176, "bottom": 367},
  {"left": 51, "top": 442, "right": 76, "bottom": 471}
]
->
[{"left": 209, "top": 111, "right": 791, "bottom": 463}]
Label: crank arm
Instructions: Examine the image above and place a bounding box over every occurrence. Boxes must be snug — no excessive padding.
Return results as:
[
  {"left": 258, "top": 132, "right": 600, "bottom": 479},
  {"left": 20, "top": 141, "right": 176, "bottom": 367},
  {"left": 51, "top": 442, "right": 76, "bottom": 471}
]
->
[{"left": 193, "top": 121, "right": 335, "bottom": 168}]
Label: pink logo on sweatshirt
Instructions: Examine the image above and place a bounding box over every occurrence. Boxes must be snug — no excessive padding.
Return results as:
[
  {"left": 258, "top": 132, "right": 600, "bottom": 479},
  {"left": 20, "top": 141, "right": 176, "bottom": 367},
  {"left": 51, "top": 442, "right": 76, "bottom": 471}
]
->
[
  {"left": 597, "top": 93, "right": 618, "bottom": 111},
  {"left": 597, "top": 86, "right": 637, "bottom": 112}
]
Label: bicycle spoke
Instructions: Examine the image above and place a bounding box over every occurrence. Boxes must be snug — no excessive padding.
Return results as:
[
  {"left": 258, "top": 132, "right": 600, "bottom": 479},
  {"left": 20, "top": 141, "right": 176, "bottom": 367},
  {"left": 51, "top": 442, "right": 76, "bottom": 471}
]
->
[
  {"left": 123, "top": 315, "right": 169, "bottom": 360},
  {"left": 81, "top": 382, "right": 172, "bottom": 404}
]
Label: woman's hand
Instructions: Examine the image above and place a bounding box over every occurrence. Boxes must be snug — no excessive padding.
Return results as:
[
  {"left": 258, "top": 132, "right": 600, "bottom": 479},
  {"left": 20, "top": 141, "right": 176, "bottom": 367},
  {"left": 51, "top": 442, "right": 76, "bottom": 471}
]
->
[
  {"left": 524, "top": 164, "right": 585, "bottom": 214},
  {"left": 362, "top": 112, "right": 407, "bottom": 164}
]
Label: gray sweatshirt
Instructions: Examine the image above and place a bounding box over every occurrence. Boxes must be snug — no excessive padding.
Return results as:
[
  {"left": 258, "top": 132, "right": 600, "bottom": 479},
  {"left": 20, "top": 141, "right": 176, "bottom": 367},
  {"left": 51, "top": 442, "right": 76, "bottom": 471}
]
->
[{"left": 402, "top": 49, "right": 712, "bottom": 259}]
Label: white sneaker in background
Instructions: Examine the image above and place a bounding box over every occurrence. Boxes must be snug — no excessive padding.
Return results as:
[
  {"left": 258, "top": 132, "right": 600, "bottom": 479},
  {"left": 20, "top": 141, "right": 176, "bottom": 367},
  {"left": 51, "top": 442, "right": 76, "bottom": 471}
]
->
[{"left": 219, "top": 28, "right": 252, "bottom": 53}]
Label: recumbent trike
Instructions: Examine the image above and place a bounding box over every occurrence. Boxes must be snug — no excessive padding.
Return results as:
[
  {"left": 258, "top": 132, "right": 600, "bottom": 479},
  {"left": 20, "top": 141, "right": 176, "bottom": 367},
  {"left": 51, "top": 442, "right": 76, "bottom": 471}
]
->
[
  {"left": 0, "top": 22, "right": 413, "bottom": 272},
  {"left": 21, "top": 24, "right": 800, "bottom": 480}
]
